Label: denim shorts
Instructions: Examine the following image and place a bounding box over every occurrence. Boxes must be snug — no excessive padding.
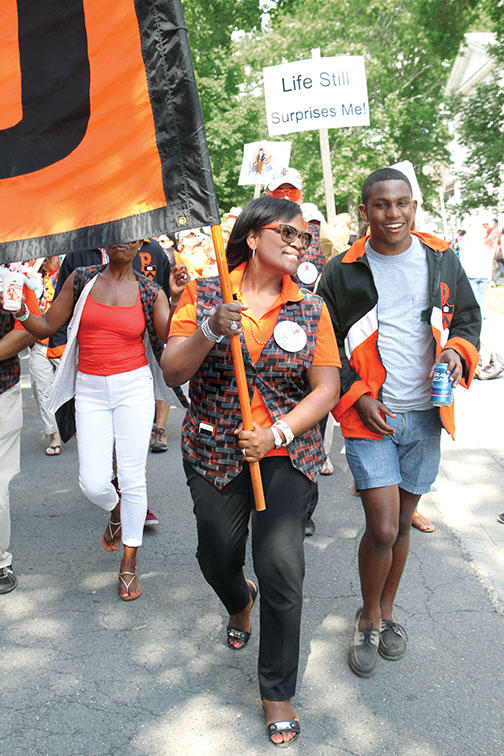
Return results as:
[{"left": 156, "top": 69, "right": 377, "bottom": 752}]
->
[{"left": 345, "top": 408, "right": 442, "bottom": 495}]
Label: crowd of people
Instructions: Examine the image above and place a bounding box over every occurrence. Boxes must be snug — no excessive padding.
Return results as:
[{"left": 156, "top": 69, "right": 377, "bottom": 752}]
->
[
  {"left": 455, "top": 218, "right": 504, "bottom": 381},
  {"left": 0, "top": 166, "right": 485, "bottom": 747}
]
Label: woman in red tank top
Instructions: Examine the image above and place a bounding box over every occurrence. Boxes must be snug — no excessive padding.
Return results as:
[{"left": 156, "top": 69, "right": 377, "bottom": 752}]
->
[{"left": 9, "top": 242, "right": 188, "bottom": 602}]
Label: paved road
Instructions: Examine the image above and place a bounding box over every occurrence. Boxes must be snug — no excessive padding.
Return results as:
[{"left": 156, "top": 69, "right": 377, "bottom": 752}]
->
[{"left": 1, "top": 324, "right": 503, "bottom": 755}]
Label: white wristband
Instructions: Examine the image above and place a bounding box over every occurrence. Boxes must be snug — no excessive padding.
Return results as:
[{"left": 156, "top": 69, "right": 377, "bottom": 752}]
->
[
  {"left": 273, "top": 419, "right": 294, "bottom": 446},
  {"left": 201, "top": 316, "right": 223, "bottom": 343},
  {"left": 270, "top": 424, "right": 283, "bottom": 449}
]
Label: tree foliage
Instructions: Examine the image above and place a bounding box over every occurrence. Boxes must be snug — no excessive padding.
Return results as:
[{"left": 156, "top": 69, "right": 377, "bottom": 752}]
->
[
  {"left": 183, "top": 0, "right": 481, "bottom": 215},
  {"left": 453, "top": 1, "right": 504, "bottom": 211}
]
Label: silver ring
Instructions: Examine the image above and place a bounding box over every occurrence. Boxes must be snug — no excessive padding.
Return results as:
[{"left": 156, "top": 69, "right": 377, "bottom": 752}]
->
[
  {"left": 230, "top": 321, "right": 238, "bottom": 331},
  {"left": 242, "top": 448, "right": 247, "bottom": 457}
]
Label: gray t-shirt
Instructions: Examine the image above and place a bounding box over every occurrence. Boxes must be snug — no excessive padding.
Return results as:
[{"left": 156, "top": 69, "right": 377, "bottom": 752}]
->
[{"left": 366, "top": 235, "right": 435, "bottom": 412}]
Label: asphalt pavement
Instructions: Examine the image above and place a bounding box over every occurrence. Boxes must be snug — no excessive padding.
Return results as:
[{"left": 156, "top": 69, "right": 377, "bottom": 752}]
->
[{"left": 1, "top": 315, "right": 503, "bottom": 756}]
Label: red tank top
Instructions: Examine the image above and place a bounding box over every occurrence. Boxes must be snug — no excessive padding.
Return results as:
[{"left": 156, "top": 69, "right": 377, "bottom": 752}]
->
[{"left": 77, "top": 292, "right": 148, "bottom": 375}]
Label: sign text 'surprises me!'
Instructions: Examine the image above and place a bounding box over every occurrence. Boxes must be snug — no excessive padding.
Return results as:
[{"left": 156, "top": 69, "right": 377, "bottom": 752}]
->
[{"left": 263, "top": 56, "right": 370, "bottom": 136}]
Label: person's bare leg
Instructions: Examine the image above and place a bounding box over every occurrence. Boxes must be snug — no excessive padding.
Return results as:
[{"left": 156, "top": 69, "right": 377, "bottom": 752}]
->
[
  {"left": 102, "top": 498, "right": 121, "bottom": 550},
  {"left": 380, "top": 489, "right": 420, "bottom": 620},
  {"left": 154, "top": 399, "right": 170, "bottom": 430},
  {"left": 103, "top": 446, "right": 121, "bottom": 549},
  {"left": 262, "top": 699, "right": 299, "bottom": 745},
  {"left": 227, "top": 580, "right": 254, "bottom": 649},
  {"left": 48, "top": 430, "right": 61, "bottom": 447},
  {"left": 358, "top": 485, "right": 400, "bottom": 630}
]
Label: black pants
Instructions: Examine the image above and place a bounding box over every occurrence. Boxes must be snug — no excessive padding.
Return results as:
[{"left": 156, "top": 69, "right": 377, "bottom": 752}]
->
[{"left": 184, "top": 457, "right": 315, "bottom": 701}]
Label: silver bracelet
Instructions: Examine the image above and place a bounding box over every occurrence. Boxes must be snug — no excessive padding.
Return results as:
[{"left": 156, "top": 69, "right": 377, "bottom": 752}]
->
[
  {"left": 14, "top": 307, "right": 30, "bottom": 322},
  {"left": 273, "top": 419, "right": 294, "bottom": 446},
  {"left": 201, "top": 316, "right": 223, "bottom": 343}
]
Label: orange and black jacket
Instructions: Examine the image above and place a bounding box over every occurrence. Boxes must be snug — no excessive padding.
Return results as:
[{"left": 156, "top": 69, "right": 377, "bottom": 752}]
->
[{"left": 317, "top": 232, "right": 481, "bottom": 440}]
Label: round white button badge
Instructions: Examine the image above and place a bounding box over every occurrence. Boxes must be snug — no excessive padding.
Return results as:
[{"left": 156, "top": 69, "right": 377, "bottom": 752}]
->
[
  {"left": 273, "top": 320, "right": 308, "bottom": 352},
  {"left": 297, "top": 261, "right": 318, "bottom": 285}
]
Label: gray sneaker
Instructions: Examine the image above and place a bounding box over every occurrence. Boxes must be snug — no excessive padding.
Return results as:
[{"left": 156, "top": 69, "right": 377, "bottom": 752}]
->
[
  {"left": 348, "top": 609, "right": 380, "bottom": 677},
  {"left": 378, "top": 619, "right": 408, "bottom": 660}
]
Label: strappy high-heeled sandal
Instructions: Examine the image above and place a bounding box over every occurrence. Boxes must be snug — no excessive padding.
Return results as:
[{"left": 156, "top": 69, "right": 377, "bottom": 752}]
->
[
  {"left": 118, "top": 570, "right": 142, "bottom": 601},
  {"left": 101, "top": 516, "right": 122, "bottom": 552},
  {"left": 226, "top": 579, "right": 258, "bottom": 649}
]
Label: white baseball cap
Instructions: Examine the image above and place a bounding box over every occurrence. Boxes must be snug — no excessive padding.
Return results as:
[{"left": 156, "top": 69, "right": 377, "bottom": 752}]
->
[
  {"left": 266, "top": 167, "right": 303, "bottom": 192},
  {"left": 301, "top": 203, "right": 325, "bottom": 224}
]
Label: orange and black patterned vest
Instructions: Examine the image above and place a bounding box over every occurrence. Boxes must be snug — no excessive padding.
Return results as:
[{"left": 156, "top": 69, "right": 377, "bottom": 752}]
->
[
  {"left": 182, "top": 276, "right": 326, "bottom": 489},
  {"left": 295, "top": 220, "right": 325, "bottom": 292},
  {"left": 305, "top": 220, "right": 325, "bottom": 270}
]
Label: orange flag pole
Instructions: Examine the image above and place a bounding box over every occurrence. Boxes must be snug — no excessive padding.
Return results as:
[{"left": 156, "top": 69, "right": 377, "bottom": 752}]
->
[{"left": 210, "top": 224, "right": 266, "bottom": 512}]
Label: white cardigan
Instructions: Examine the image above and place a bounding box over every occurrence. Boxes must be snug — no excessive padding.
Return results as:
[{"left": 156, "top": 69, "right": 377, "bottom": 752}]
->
[{"left": 43, "top": 274, "right": 171, "bottom": 413}]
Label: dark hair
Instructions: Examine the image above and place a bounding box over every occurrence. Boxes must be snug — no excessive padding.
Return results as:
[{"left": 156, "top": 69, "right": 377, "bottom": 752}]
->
[
  {"left": 226, "top": 196, "right": 303, "bottom": 270},
  {"left": 166, "top": 233, "right": 178, "bottom": 250},
  {"left": 361, "top": 168, "right": 413, "bottom": 206}
]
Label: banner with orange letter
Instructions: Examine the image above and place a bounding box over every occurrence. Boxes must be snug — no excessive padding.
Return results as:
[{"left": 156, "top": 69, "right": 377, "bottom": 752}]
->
[{"left": 0, "top": 0, "right": 220, "bottom": 263}]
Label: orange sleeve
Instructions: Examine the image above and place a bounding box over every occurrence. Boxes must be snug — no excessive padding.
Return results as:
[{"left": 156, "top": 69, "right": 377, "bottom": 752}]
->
[
  {"left": 312, "top": 302, "right": 341, "bottom": 368},
  {"left": 13, "top": 285, "right": 41, "bottom": 331},
  {"left": 168, "top": 280, "right": 198, "bottom": 338}
]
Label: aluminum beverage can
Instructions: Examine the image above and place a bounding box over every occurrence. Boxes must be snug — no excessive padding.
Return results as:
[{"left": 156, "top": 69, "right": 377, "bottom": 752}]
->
[{"left": 430, "top": 363, "right": 453, "bottom": 407}]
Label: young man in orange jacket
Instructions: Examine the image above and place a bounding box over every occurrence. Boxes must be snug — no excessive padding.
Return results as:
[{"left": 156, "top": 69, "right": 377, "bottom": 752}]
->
[{"left": 318, "top": 168, "right": 481, "bottom": 677}]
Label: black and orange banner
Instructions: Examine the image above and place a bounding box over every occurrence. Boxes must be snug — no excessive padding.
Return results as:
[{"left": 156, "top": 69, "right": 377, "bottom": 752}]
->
[{"left": 0, "top": 0, "right": 220, "bottom": 263}]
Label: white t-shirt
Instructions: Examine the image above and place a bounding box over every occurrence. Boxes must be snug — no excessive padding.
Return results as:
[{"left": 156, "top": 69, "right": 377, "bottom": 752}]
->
[
  {"left": 458, "top": 233, "right": 494, "bottom": 280},
  {"left": 366, "top": 235, "right": 435, "bottom": 412}
]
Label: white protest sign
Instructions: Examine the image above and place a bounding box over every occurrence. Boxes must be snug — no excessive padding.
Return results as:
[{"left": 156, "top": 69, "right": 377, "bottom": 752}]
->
[
  {"left": 238, "top": 141, "right": 291, "bottom": 186},
  {"left": 390, "top": 160, "right": 423, "bottom": 205},
  {"left": 263, "top": 56, "right": 369, "bottom": 136},
  {"left": 391, "top": 159, "right": 426, "bottom": 230}
]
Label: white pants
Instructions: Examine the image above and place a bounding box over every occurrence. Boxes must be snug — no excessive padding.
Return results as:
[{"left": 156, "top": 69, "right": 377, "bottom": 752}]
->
[
  {"left": 75, "top": 365, "right": 154, "bottom": 547},
  {"left": 0, "top": 383, "right": 22, "bottom": 568},
  {"left": 29, "top": 342, "right": 60, "bottom": 436}
]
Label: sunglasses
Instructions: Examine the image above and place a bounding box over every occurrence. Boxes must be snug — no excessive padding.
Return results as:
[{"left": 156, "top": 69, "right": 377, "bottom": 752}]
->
[
  {"left": 259, "top": 223, "right": 313, "bottom": 250},
  {"left": 269, "top": 187, "right": 302, "bottom": 202}
]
